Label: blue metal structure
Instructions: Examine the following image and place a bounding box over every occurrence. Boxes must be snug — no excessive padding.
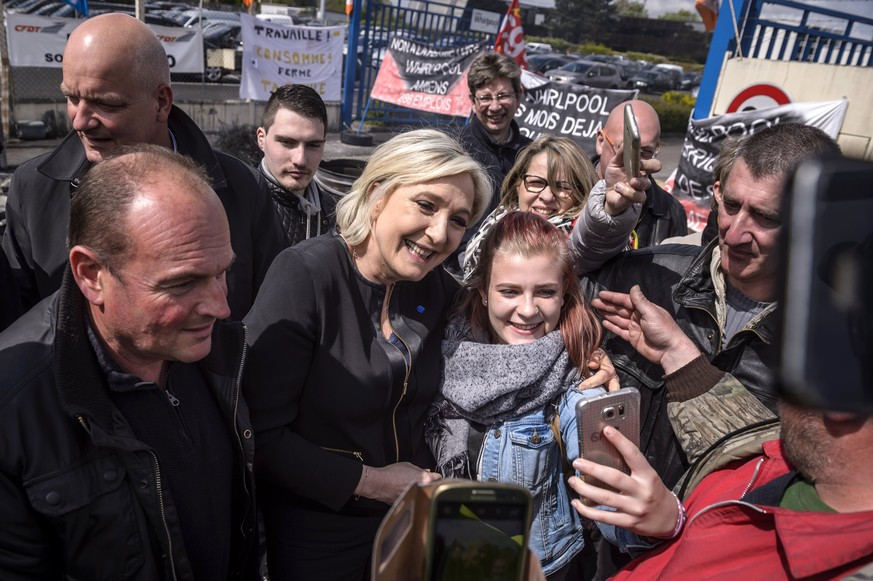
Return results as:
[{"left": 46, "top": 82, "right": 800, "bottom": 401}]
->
[
  {"left": 340, "top": 0, "right": 497, "bottom": 130},
  {"left": 694, "top": 0, "right": 873, "bottom": 119}
]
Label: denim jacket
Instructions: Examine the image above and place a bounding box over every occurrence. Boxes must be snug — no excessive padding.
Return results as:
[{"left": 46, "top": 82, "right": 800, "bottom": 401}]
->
[{"left": 476, "top": 386, "right": 607, "bottom": 575}]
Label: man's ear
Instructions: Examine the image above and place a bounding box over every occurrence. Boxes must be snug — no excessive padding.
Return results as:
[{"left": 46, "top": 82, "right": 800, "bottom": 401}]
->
[
  {"left": 155, "top": 84, "right": 174, "bottom": 123},
  {"left": 595, "top": 130, "right": 605, "bottom": 157},
  {"left": 713, "top": 180, "right": 723, "bottom": 205},
  {"left": 256, "top": 127, "right": 267, "bottom": 152},
  {"left": 69, "top": 245, "right": 108, "bottom": 306}
]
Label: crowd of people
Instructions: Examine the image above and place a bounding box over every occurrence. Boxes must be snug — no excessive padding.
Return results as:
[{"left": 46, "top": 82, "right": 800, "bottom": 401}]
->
[{"left": 0, "top": 12, "right": 871, "bottom": 581}]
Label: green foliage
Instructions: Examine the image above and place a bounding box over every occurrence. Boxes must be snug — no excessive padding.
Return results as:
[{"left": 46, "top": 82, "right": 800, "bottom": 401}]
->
[
  {"left": 640, "top": 95, "right": 695, "bottom": 134},
  {"left": 659, "top": 9, "right": 699, "bottom": 22},
  {"left": 615, "top": 0, "right": 648, "bottom": 18},
  {"left": 662, "top": 91, "right": 697, "bottom": 108},
  {"left": 214, "top": 124, "right": 261, "bottom": 167},
  {"left": 548, "top": 0, "right": 614, "bottom": 44}
]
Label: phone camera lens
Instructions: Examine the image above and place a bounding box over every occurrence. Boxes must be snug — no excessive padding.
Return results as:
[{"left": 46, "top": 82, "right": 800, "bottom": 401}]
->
[{"left": 603, "top": 407, "right": 616, "bottom": 420}]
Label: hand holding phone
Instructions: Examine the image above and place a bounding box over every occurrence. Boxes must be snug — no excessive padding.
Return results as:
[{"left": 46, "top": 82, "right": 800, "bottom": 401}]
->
[
  {"left": 576, "top": 387, "right": 641, "bottom": 501},
  {"left": 623, "top": 104, "right": 641, "bottom": 179}
]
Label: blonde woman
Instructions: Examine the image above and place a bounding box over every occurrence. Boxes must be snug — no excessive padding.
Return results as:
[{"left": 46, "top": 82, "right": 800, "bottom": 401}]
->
[{"left": 243, "top": 129, "right": 491, "bottom": 580}]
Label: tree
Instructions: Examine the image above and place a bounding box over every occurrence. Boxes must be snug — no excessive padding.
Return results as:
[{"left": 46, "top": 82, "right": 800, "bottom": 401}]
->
[
  {"left": 659, "top": 9, "right": 699, "bottom": 22},
  {"left": 615, "top": 0, "right": 648, "bottom": 18},
  {"left": 548, "top": 0, "right": 615, "bottom": 44}
]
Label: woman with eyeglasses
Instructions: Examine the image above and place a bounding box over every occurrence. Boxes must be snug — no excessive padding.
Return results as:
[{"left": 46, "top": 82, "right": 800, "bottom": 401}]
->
[{"left": 460, "top": 135, "right": 598, "bottom": 281}]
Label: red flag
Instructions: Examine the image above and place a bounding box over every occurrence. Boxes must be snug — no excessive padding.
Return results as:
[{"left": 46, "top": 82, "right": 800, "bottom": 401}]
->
[{"left": 494, "top": 0, "right": 528, "bottom": 70}]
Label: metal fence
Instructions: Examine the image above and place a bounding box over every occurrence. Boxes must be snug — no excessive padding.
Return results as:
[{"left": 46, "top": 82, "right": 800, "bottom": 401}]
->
[{"left": 740, "top": 0, "right": 873, "bottom": 66}]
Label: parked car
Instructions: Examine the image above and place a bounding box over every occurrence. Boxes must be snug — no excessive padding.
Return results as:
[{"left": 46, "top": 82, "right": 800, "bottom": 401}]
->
[
  {"left": 527, "top": 53, "right": 576, "bottom": 76},
  {"left": 526, "top": 42, "right": 553, "bottom": 54},
  {"left": 679, "top": 71, "right": 702, "bottom": 91},
  {"left": 547, "top": 60, "right": 622, "bottom": 89},
  {"left": 614, "top": 59, "right": 645, "bottom": 88},
  {"left": 629, "top": 70, "right": 675, "bottom": 93},
  {"left": 650, "top": 63, "right": 684, "bottom": 90}
]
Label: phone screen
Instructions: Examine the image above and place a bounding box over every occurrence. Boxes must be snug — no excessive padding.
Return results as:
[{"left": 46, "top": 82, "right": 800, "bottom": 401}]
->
[
  {"left": 427, "top": 500, "right": 527, "bottom": 581},
  {"left": 779, "top": 157, "right": 873, "bottom": 411}
]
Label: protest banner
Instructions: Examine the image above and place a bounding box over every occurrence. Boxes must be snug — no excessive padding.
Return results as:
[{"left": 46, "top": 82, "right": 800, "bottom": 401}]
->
[
  {"left": 240, "top": 13, "right": 344, "bottom": 101},
  {"left": 667, "top": 99, "right": 848, "bottom": 231},
  {"left": 369, "top": 35, "right": 485, "bottom": 117},
  {"left": 4, "top": 13, "right": 203, "bottom": 73},
  {"left": 517, "top": 76, "right": 638, "bottom": 157}
]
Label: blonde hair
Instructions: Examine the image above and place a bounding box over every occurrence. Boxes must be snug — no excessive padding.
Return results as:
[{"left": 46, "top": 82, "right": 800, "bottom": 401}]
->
[
  {"left": 499, "top": 135, "right": 597, "bottom": 219},
  {"left": 336, "top": 129, "right": 492, "bottom": 246}
]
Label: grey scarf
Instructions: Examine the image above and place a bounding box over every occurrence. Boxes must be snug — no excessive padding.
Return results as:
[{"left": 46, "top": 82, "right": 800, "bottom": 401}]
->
[{"left": 426, "top": 318, "right": 581, "bottom": 478}]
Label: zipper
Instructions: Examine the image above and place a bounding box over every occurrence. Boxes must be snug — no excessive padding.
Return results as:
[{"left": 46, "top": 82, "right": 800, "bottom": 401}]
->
[
  {"left": 321, "top": 446, "right": 364, "bottom": 462},
  {"left": 233, "top": 326, "right": 252, "bottom": 534},
  {"left": 687, "top": 498, "right": 769, "bottom": 528},
  {"left": 166, "top": 390, "right": 180, "bottom": 406},
  {"left": 75, "top": 415, "right": 91, "bottom": 434},
  {"left": 148, "top": 449, "right": 178, "bottom": 581},
  {"left": 384, "top": 284, "right": 412, "bottom": 463}
]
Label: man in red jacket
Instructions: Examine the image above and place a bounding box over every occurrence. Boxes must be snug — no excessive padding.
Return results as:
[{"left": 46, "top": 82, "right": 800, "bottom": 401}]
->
[{"left": 569, "top": 277, "right": 873, "bottom": 579}]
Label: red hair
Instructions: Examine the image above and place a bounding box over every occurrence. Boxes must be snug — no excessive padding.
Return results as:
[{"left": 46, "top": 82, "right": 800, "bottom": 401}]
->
[{"left": 456, "top": 211, "right": 602, "bottom": 373}]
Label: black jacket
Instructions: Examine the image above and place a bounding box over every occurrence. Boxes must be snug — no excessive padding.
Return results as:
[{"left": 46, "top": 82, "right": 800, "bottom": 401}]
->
[
  {"left": 456, "top": 116, "right": 532, "bottom": 248},
  {"left": 0, "top": 269, "right": 258, "bottom": 580},
  {"left": 582, "top": 239, "right": 778, "bottom": 489},
  {"left": 244, "top": 232, "right": 458, "bottom": 514},
  {"left": 634, "top": 179, "right": 688, "bottom": 247},
  {"left": 1, "top": 106, "right": 283, "bottom": 321},
  {"left": 256, "top": 167, "right": 338, "bottom": 249}
]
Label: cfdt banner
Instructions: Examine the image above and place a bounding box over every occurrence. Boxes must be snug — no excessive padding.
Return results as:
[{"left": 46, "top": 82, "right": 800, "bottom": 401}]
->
[
  {"left": 240, "top": 14, "right": 343, "bottom": 101},
  {"left": 369, "top": 36, "right": 486, "bottom": 117},
  {"left": 667, "top": 99, "right": 848, "bottom": 231},
  {"left": 517, "top": 74, "right": 638, "bottom": 158},
  {"left": 4, "top": 13, "right": 203, "bottom": 73}
]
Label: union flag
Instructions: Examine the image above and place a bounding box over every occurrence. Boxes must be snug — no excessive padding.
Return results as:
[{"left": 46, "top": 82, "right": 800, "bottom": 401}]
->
[{"left": 494, "top": 0, "right": 528, "bottom": 70}]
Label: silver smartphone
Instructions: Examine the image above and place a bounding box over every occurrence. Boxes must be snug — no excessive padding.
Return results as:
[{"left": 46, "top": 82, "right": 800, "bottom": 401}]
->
[
  {"left": 576, "top": 387, "right": 641, "bottom": 498},
  {"left": 424, "top": 481, "right": 532, "bottom": 581},
  {"left": 623, "top": 103, "right": 641, "bottom": 178}
]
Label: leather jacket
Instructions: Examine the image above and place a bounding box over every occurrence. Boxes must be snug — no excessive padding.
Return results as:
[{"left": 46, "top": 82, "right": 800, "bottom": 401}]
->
[
  {"left": 0, "top": 270, "right": 259, "bottom": 580},
  {"left": 582, "top": 239, "right": 779, "bottom": 488},
  {"left": 1, "top": 106, "right": 283, "bottom": 321}
]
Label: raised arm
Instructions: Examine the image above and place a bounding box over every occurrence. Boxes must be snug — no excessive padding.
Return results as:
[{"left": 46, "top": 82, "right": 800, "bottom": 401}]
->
[{"left": 570, "top": 143, "right": 661, "bottom": 273}]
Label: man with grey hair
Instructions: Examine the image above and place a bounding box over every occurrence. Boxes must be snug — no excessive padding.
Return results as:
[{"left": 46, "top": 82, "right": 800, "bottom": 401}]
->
[
  {"left": 0, "top": 145, "right": 259, "bottom": 579},
  {"left": 1, "top": 12, "right": 282, "bottom": 323}
]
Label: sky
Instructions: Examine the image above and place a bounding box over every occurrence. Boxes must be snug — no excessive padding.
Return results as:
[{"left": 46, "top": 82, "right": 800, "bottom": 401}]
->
[{"left": 642, "top": 0, "right": 873, "bottom": 19}]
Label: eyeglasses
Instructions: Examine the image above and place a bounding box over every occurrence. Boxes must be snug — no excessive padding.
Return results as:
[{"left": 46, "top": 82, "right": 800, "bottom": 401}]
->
[
  {"left": 521, "top": 174, "right": 575, "bottom": 200},
  {"left": 600, "top": 129, "right": 660, "bottom": 160},
  {"left": 473, "top": 92, "right": 516, "bottom": 106}
]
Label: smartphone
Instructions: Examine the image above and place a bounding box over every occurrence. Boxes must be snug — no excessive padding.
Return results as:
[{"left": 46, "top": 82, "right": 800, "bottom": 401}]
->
[
  {"left": 423, "top": 481, "right": 532, "bottom": 581},
  {"left": 777, "top": 155, "right": 873, "bottom": 413},
  {"left": 576, "top": 387, "right": 641, "bottom": 497},
  {"left": 623, "top": 103, "right": 641, "bottom": 178}
]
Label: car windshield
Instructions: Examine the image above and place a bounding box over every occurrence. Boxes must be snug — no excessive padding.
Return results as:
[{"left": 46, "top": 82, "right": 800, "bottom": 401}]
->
[{"left": 561, "top": 61, "right": 593, "bottom": 73}]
